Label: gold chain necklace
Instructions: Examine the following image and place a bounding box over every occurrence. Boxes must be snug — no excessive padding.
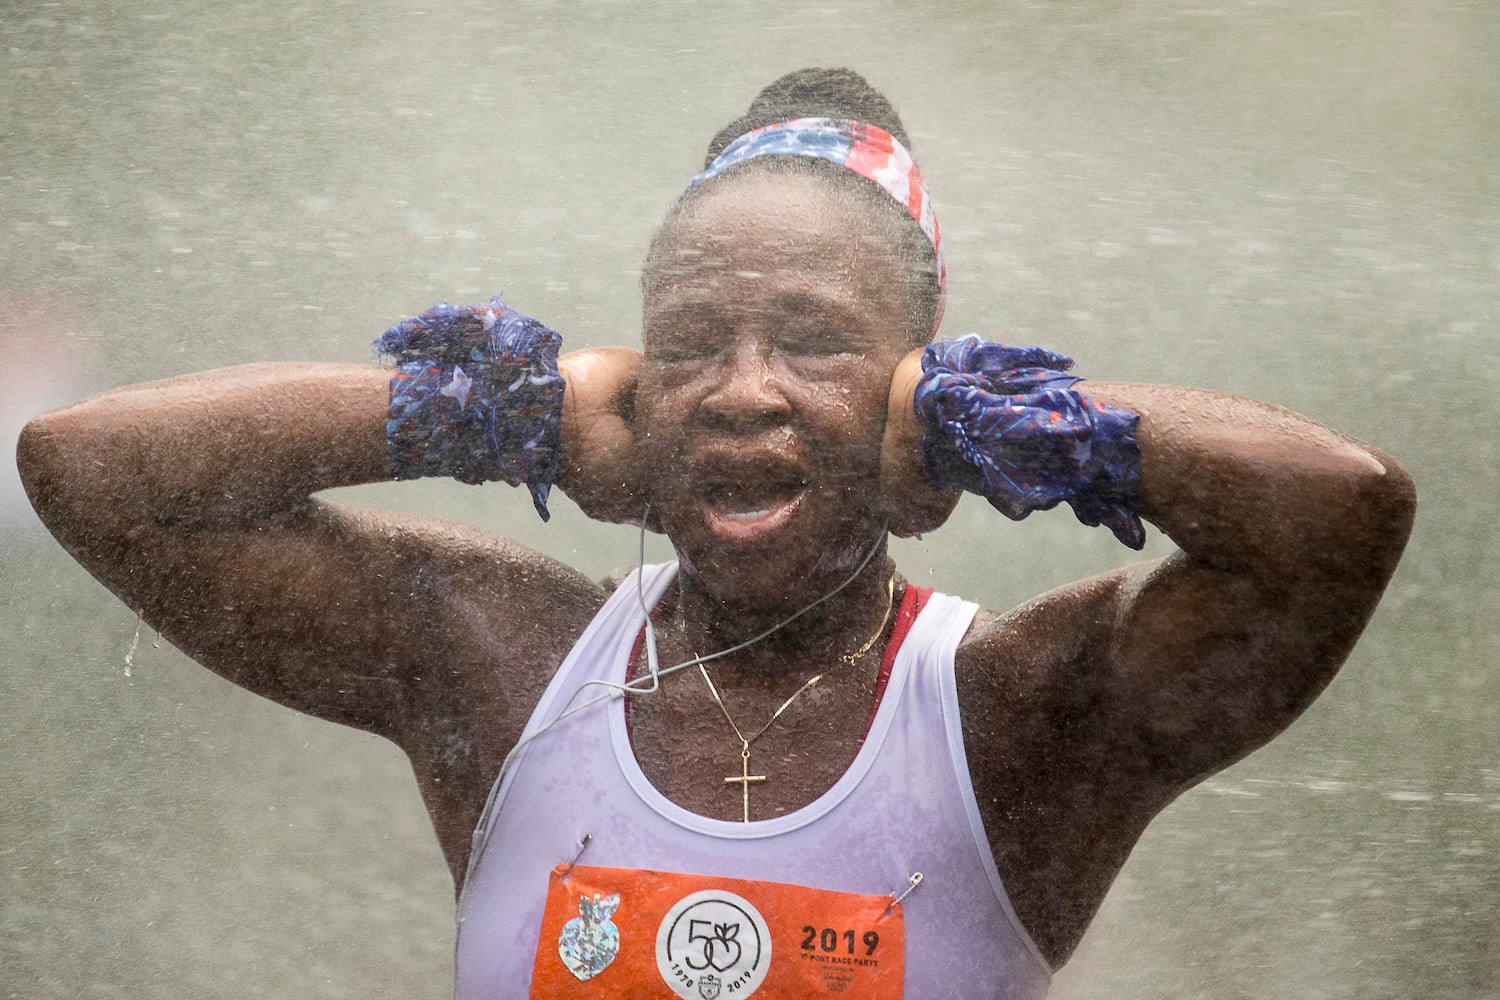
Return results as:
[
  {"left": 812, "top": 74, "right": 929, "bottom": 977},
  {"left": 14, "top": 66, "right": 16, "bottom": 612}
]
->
[{"left": 698, "top": 574, "right": 896, "bottom": 822}]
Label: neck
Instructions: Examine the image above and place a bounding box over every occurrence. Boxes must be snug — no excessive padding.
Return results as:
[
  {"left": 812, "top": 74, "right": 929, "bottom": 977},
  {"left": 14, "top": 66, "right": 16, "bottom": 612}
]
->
[{"left": 665, "top": 544, "right": 898, "bottom": 670}]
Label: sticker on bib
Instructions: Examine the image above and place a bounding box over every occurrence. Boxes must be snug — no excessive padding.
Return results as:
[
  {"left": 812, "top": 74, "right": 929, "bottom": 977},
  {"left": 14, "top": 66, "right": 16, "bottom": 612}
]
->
[
  {"left": 529, "top": 864, "right": 905, "bottom": 999},
  {"left": 557, "top": 892, "right": 621, "bottom": 980}
]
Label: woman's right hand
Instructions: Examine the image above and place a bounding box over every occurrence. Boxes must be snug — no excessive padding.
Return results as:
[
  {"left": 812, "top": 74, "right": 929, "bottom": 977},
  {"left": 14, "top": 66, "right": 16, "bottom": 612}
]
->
[{"left": 558, "top": 348, "right": 653, "bottom": 527}]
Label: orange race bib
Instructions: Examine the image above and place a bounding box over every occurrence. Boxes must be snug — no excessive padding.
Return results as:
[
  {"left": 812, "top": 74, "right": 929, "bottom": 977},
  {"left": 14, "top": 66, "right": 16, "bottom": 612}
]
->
[{"left": 529, "top": 864, "right": 905, "bottom": 999}]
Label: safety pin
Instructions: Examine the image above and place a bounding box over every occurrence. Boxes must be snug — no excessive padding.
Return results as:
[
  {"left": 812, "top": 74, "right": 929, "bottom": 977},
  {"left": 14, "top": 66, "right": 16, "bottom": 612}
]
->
[
  {"left": 884, "top": 871, "right": 923, "bottom": 915},
  {"left": 561, "top": 833, "right": 593, "bottom": 881}
]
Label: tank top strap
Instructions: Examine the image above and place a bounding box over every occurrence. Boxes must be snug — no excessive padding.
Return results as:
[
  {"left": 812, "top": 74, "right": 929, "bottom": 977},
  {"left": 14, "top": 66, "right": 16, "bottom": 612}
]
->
[
  {"left": 894, "top": 590, "right": 1055, "bottom": 978},
  {"left": 465, "top": 562, "right": 678, "bottom": 875}
]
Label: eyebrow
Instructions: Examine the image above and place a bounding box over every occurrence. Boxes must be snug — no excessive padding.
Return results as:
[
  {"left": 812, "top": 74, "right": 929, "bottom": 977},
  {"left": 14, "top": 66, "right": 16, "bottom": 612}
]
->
[
  {"left": 650, "top": 299, "right": 722, "bottom": 326},
  {"left": 768, "top": 291, "right": 864, "bottom": 326},
  {"left": 650, "top": 291, "right": 865, "bottom": 329}
]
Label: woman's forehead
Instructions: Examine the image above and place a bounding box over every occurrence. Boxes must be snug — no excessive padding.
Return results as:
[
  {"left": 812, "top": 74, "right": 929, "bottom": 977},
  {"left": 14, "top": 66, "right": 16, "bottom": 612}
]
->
[
  {"left": 667, "top": 169, "right": 895, "bottom": 241},
  {"left": 645, "top": 174, "right": 908, "bottom": 299},
  {"left": 644, "top": 231, "right": 906, "bottom": 337}
]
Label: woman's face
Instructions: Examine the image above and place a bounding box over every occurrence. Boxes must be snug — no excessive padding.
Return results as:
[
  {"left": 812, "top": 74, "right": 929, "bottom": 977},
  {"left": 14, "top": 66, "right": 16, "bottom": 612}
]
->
[{"left": 636, "top": 170, "right": 914, "bottom": 612}]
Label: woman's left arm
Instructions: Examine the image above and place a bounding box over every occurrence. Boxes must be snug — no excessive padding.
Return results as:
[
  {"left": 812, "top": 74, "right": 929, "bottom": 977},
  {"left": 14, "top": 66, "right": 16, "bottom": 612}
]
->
[
  {"left": 1070, "top": 381, "right": 1415, "bottom": 776},
  {"left": 885, "top": 351, "right": 1416, "bottom": 782}
]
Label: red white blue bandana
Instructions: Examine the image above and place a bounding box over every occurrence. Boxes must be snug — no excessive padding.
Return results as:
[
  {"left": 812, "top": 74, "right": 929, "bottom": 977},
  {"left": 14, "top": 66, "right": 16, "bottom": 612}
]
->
[{"left": 687, "top": 117, "right": 947, "bottom": 331}]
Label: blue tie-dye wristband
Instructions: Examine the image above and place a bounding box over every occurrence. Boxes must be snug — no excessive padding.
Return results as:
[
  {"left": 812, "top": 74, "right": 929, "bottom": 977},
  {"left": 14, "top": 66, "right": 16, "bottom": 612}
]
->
[
  {"left": 374, "top": 297, "right": 564, "bottom": 521},
  {"left": 913, "top": 335, "right": 1145, "bottom": 549}
]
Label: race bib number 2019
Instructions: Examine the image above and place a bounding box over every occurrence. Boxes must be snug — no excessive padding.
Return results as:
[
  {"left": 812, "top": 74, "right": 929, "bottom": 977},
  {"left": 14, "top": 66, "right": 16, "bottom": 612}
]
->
[{"left": 530, "top": 864, "right": 905, "bottom": 999}]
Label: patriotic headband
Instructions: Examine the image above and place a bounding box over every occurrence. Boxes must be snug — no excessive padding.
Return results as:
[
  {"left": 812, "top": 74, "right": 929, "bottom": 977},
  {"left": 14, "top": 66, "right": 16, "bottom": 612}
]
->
[{"left": 685, "top": 116, "right": 947, "bottom": 331}]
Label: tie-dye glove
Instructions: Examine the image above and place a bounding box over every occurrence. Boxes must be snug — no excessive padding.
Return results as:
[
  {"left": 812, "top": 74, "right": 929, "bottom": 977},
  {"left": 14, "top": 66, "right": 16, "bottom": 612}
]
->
[
  {"left": 374, "top": 297, "right": 564, "bottom": 520},
  {"left": 913, "top": 335, "right": 1144, "bottom": 548}
]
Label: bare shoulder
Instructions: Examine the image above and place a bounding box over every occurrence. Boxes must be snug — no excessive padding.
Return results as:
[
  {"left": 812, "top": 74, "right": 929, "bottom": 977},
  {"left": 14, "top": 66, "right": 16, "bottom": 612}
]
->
[
  {"left": 950, "top": 568, "right": 1152, "bottom": 835},
  {"left": 369, "top": 505, "right": 608, "bottom": 618},
  {"left": 303, "top": 506, "right": 613, "bottom": 877},
  {"left": 382, "top": 507, "right": 611, "bottom": 738},
  {"left": 949, "top": 566, "right": 1182, "bottom": 966},
  {"left": 317, "top": 502, "right": 609, "bottom": 718},
  {"left": 954, "top": 568, "right": 1131, "bottom": 718}
]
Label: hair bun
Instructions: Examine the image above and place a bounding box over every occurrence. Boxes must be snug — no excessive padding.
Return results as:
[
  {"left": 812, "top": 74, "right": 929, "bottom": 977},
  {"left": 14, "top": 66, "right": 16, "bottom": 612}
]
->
[{"left": 704, "top": 67, "right": 912, "bottom": 168}]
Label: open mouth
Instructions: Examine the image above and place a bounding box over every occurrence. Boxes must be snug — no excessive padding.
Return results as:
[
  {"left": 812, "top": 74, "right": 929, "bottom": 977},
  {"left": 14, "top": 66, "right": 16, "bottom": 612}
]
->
[{"left": 698, "top": 469, "right": 810, "bottom": 541}]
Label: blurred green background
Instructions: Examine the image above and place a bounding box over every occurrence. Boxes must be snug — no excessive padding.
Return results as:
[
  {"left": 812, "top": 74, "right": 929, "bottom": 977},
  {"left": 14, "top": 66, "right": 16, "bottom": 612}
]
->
[{"left": 3, "top": 1, "right": 1495, "bottom": 997}]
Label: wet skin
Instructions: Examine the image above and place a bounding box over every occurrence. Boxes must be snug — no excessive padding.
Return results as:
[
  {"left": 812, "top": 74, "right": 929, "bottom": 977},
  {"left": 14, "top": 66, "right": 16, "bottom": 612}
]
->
[
  {"left": 18, "top": 170, "right": 1415, "bottom": 969},
  {"left": 635, "top": 172, "right": 914, "bottom": 619},
  {"left": 623, "top": 172, "right": 941, "bottom": 875}
]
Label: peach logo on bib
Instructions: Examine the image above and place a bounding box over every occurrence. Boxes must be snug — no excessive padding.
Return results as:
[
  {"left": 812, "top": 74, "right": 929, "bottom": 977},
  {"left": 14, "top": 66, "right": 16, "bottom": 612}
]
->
[{"left": 655, "top": 889, "right": 772, "bottom": 999}]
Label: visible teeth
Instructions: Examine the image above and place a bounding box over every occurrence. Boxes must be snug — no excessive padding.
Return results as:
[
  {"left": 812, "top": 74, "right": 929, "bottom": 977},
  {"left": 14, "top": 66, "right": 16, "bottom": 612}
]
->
[{"left": 723, "top": 509, "right": 773, "bottom": 522}]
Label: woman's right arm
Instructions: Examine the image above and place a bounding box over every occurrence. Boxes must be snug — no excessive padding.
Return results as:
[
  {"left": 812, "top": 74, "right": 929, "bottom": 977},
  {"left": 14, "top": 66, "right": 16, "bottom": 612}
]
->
[
  {"left": 17, "top": 362, "right": 604, "bottom": 740},
  {"left": 22, "top": 363, "right": 392, "bottom": 532}
]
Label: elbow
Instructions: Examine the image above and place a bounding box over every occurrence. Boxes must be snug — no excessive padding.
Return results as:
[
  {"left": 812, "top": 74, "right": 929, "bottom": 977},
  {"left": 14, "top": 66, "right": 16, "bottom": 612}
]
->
[
  {"left": 16, "top": 408, "right": 103, "bottom": 543},
  {"left": 1363, "top": 447, "right": 1416, "bottom": 552},
  {"left": 1329, "top": 446, "right": 1416, "bottom": 591},
  {"left": 16, "top": 412, "right": 64, "bottom": 522}
]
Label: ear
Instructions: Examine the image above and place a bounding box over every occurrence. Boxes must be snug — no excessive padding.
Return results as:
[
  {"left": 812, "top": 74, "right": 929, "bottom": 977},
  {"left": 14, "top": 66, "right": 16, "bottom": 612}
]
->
[{"left": 881, "top": 348, "right": 960, "bottom": 537}]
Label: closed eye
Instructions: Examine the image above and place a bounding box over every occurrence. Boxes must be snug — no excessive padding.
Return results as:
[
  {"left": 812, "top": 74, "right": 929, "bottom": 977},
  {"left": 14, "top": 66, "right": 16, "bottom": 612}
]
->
[
  {"left": 782, "top": 326, "right": 857, "bottom": 356},
  {"left": 646, "top": 301, "right": 730, "bottom": 363},
  {"left": 771, "top": 292, "right": 870, "bottom": 357}
]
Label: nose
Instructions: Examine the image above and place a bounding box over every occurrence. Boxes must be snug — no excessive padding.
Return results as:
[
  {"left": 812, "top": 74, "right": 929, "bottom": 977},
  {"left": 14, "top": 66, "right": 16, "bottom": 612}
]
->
[{"left": 699, "top": 337, "right": 792, "bottom": 430}]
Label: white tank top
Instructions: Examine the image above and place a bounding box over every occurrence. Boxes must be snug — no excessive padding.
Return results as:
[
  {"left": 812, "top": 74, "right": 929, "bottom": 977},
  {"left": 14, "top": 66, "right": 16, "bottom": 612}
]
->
[{"left": 455, "top": 562, "right": 1052, "bottom": 998}]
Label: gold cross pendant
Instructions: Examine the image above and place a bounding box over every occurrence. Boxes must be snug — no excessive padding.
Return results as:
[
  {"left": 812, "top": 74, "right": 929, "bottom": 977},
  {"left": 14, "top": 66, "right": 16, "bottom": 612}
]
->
[{"left": 723, "top": 744, "right": 767, "bottom": 823}]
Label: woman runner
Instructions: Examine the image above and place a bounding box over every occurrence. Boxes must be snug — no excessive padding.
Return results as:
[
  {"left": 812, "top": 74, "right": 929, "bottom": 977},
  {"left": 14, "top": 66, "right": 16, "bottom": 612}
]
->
[{"left": 18, "top": 68, "right": 1415, "bottom": 997}]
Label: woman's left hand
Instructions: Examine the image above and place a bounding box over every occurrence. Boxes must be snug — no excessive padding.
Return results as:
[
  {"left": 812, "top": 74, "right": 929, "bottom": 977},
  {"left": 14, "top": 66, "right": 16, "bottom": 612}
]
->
[{"left": 881, "top": 348, "right": 961, "bottom": 537}]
